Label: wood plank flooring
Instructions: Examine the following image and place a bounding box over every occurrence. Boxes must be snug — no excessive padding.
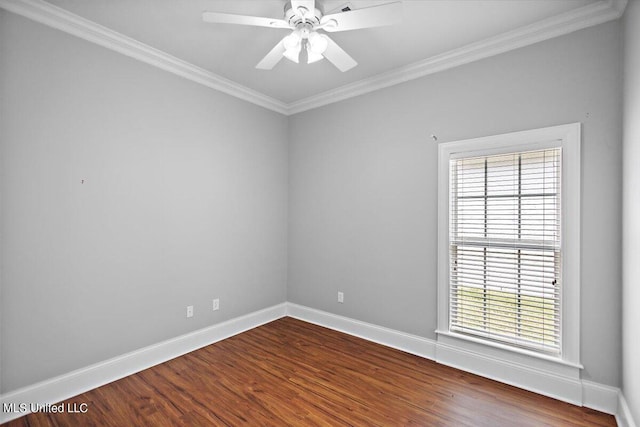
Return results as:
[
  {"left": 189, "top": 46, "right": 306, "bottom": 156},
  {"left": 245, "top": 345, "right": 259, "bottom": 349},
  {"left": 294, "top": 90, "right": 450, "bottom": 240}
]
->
[{"left": 3, "top": 317, "right": 615, "bottom": 426}]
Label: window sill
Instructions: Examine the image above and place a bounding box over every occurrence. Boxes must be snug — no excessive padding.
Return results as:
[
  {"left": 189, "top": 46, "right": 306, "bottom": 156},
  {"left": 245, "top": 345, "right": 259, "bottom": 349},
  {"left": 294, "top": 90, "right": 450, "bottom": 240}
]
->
[{"left": 435, "top": 329, "right": 583, "bottom": 374}]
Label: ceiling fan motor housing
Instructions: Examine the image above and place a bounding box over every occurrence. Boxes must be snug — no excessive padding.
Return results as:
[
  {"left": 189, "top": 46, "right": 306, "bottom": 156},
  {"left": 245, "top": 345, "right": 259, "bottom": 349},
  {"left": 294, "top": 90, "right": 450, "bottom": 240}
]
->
[{"left": 284, "top": 1, "right": 323, "bottom": 31}]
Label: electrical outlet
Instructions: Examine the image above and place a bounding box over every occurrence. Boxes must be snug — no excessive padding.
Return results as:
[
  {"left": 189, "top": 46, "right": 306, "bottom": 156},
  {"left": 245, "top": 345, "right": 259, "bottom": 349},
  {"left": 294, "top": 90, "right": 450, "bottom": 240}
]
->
[
  {"left": 213, "top": 298, "right": 219, "bottom": 311},
  {"left": 186, "top": 305, "right": 194, "bottom": 318},
  {"left": 338, "top": 291, "right": 344, "bottom": 303}
]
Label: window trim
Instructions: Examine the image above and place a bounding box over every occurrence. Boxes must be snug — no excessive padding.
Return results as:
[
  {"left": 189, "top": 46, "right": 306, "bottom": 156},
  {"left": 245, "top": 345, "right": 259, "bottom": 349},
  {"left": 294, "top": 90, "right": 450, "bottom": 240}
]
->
[{"left": 437, "top": 123, "right": 581, "bottom": 367}]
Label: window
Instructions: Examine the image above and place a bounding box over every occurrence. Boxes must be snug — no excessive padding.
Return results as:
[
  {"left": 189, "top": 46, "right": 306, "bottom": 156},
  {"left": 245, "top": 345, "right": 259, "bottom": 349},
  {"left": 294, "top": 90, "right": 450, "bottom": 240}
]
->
[
  {"left": 437, "top": 124, "right": 580, "bottom": 365},
  {"left": 449, "top": 149, "right": 561, "bottom": 354}
]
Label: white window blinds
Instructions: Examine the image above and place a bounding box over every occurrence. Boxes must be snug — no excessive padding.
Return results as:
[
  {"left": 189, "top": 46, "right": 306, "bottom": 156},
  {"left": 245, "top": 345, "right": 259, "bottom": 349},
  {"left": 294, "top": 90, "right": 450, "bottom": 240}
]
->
[{"left": 449, "top": 148, "right": 561, "bottom": 355}]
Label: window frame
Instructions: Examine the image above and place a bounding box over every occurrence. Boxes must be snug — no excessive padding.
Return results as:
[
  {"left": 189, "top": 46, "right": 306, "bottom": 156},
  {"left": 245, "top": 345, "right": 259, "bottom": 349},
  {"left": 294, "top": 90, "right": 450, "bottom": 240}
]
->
[{"left": 437, "top": 123, "right": 581, "bottom": 367}]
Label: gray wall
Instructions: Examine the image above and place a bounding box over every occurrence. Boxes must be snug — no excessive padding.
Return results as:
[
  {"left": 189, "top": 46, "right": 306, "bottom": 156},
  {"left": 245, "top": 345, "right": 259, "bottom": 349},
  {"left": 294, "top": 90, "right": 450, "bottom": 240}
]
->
[
  {"left": 288, "top": 21, "right": 623, "bottom": 387},
  {"left": 623, "top": 0, "right": 640, "bottom": 422},
  {"left": 0, "top": 6, "right": 627, "bottom": 397},
  {"left": 0, "top": 11, "right": 288, "bottom": 393}
]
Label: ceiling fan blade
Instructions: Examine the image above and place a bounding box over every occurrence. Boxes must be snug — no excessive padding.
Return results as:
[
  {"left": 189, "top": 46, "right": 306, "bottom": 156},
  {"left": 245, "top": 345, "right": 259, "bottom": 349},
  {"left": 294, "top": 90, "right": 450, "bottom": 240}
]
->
[
  {"left": 202, "top": 11, "right": 289, "bottom": 29},
  {"left": 255, "top": 37, "right": 288, "bottom": 70},
  {"left": 321, "top": 1, "right": 402, "bottom": 32},
  {"left": 291, "top": 0, "right": 316, "bottom": 17},
  {"left": 321, "top": 35, "right": 357, "bottom": 72}
]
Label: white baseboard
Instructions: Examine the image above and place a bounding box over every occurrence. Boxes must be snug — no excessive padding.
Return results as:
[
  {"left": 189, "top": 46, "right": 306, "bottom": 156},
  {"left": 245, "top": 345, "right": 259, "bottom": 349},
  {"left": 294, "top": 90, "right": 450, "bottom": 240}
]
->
[
  {"left": 435, "top": 339, "right": 583, "bottom": 405},
  {"left": 285, "top": 303, "right": 436, "bottom": 360},
  {"left": 287, "top": 303, "right": 586, "bottom": 406},
  {"left": 0, "top": 303, "right": 287, "bottom": 424},
  {"left": 582, "top": 380, "right": 620, "bottom": 415},
  {"left": 286, "top": 303, "right": 626, "bottom": 421},
  {"left": 617, "top": 392, "right": 638, "bottom": 427},
  {"left": 1, "top": 302, "right": 631, "bottom": 426}
]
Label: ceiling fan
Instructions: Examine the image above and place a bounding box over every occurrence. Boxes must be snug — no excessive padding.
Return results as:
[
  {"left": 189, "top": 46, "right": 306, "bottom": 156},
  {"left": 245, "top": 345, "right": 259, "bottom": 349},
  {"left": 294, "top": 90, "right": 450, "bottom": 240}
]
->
[{"left": 202, "top": 0, "right": 402, "bottom": 72}]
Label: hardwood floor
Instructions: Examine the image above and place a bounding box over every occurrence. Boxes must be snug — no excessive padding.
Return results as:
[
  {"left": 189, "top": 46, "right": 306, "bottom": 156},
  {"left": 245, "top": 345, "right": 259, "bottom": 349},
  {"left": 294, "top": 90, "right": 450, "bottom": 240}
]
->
[{"left": 3, "top": 317, "right": 615, "bottom": 426}]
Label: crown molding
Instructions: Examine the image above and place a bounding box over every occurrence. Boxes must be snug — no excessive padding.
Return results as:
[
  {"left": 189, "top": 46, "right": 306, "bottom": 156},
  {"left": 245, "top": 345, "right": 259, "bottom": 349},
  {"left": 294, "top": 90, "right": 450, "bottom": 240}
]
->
[
  {"left": 0, "top": 0, "right": 289, "bottom": 115},
  {"left": 0, "top": 0, "right": 627, "bottom": 116},
  {"left": 286, "top": 0, "right": 628, "bottom": 115}
]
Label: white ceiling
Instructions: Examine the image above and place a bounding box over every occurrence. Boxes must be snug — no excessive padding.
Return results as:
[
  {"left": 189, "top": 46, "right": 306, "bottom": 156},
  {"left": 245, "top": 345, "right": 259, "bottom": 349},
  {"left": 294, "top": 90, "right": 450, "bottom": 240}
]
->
[{"left": 9, "top": 0, "right": 625, "bottom": 112}]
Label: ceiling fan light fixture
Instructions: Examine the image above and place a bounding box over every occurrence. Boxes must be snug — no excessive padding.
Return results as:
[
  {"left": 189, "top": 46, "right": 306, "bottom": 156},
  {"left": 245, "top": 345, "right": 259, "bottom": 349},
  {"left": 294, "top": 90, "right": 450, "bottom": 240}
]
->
[
  {"left": 307, "top": 31, "right": 328, "bottom": 54},
  {"left": 283, "top": 31, "right": 301, "bottom": 49},
  {"left": 282, "top": 31, "right": 302, "bottom": 63},
  {"left": 307, "top": 48, "right": 324, "bottom": 64},
  {"left": 283, "top": 47, "right": 301, "bottom": 63}
]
